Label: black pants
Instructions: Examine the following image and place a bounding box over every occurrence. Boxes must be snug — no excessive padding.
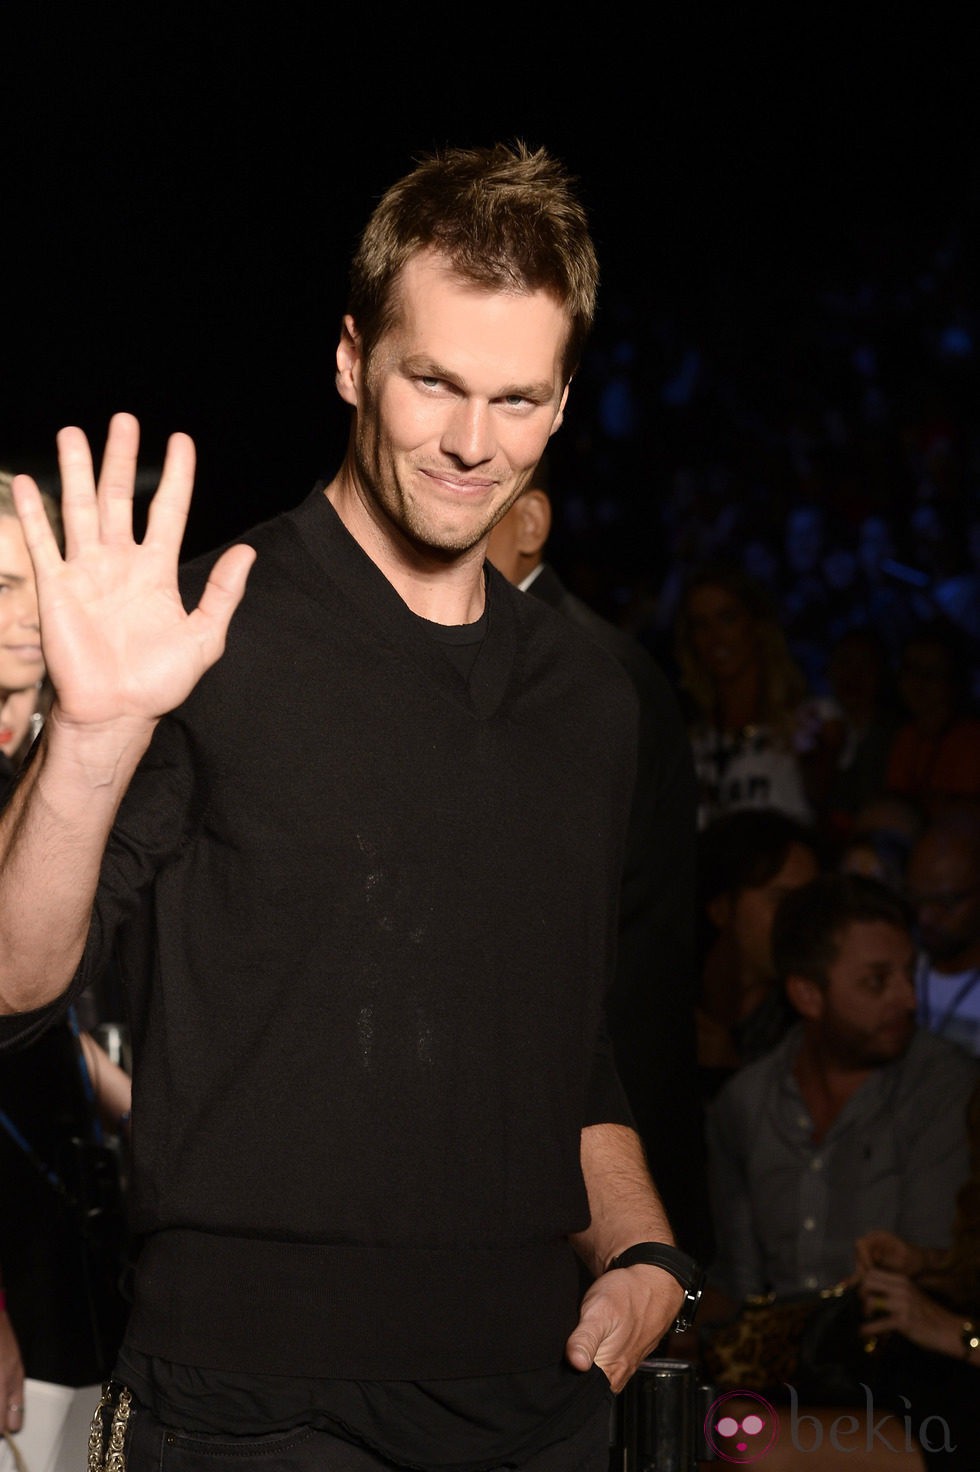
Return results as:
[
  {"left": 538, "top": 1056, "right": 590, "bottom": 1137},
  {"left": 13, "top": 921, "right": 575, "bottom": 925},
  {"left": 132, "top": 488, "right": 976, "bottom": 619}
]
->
[{"left": 115, "top": 1398, "right": 612, "bottom": 1472}]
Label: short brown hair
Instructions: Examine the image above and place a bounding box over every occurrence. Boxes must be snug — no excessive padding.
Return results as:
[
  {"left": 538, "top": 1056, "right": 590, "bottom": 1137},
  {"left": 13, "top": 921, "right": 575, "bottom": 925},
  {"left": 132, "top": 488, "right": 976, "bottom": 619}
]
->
[
  {"left": 771, "top": 873, "right": 912, "bottom": 989},
  {"left": 347, "top": 141, "right": 598, "bottom": 382}
]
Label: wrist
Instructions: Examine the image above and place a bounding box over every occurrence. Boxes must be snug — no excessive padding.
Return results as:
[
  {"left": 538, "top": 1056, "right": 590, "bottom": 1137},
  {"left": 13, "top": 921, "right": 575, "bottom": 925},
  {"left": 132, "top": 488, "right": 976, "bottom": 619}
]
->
[
  {"left": 42, "top": 708, "right": 158, "bottom": 795},
  {"left": 607, "top": 1242, "right": 706, "bottom": 1333}
]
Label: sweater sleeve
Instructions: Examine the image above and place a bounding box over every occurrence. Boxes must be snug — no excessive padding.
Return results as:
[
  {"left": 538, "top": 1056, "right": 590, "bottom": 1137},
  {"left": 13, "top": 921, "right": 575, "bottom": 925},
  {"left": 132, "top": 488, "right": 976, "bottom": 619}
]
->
[
  {"left": 0, "top": 715, "right": 196, "bottom": 1052},
  {"left": 583, "top": 1012, "right": 636, "bottom": 1128}
]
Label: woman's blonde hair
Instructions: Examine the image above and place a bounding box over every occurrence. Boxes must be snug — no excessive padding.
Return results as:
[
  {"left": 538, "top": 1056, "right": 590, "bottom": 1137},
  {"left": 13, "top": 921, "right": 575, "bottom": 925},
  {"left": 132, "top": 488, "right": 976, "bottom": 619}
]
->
[
  {"left": 0, "top": 468, "right": 64, "bottom": 550},
  {"left": 674, "top": 564, "right": 808, "bottom": 745}
]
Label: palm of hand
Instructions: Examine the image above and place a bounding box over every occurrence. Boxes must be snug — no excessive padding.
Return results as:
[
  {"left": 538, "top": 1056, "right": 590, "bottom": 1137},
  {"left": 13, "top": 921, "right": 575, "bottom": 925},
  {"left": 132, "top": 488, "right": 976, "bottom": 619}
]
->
[
  {"left": 39, "top": 549, "right": 224, "bottom": 726},
  {"left": 13, "top": 415, "right": 255, "bottom": 731}
]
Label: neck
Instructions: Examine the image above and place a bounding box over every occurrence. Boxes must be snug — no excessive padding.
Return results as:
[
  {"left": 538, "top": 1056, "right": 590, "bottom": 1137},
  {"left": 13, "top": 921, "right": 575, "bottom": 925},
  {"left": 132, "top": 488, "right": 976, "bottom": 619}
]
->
[
  {"left": 325, "top": 471, "right": 487, "bottom": 625},
  {"left": 793, "top": 1034, "right": 873, "bottom": 1143},
  {"left": 715, "top": 667, "right": 762, "bottom": 731}
]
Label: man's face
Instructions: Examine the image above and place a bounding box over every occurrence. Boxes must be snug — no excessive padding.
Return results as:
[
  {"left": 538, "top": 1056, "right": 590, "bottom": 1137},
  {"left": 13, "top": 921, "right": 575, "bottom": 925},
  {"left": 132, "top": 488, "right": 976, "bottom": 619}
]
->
[
  {"left": 815, "top": 920, "right": 917, "bottom": 1066},
  {"left": 336, "top": 252, "right": 569, "bottom": 559},
  {"left": 907, "top": 832, "right": 980, "bottom": 969}
]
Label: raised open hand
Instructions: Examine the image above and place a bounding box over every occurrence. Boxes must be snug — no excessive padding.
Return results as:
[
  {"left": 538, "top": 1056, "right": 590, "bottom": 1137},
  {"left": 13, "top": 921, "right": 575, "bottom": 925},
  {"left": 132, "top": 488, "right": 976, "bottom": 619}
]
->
[{"left": 11, "top": 413, "right": 255, "bottom": 736}]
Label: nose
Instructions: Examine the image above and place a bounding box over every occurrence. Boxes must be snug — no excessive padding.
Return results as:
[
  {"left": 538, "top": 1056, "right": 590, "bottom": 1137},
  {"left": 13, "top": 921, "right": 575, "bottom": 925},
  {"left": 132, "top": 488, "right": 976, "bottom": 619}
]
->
[{"left": 440, "top": 399, "right": 495, "bottom": 467}]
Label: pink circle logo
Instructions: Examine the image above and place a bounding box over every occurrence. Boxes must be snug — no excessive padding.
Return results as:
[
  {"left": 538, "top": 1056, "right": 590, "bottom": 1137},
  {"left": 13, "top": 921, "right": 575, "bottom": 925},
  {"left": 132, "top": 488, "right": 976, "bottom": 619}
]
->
[{"left": 704, "top": 1390, "right": 780, "bottom": 1464}]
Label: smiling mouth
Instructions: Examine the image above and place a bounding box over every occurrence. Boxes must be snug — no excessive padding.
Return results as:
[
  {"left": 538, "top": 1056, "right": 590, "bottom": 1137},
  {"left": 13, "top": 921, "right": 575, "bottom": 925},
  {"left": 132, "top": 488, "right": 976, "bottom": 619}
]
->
[{"left": 420, "top": 468, "right": 498, "bottom": 495}]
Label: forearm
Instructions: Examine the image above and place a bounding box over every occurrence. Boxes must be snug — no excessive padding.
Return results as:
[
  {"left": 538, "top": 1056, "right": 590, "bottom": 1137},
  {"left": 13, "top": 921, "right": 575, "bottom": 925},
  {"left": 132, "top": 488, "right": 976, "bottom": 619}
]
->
[
  {"left": 570, "top": 1122, "right": 676, "bottom": 1278},
  {"left": 566, "top": 1123, "right": 687, "bottom": 1390},
  {"left": 0, "top": 713, "right": 153, "bottom": 1013}
]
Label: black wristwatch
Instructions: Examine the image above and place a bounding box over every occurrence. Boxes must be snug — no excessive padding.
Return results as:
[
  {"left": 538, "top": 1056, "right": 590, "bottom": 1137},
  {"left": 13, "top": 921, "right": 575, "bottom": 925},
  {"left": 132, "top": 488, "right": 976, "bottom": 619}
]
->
[{"left": 607, "top": 1242, "right": 706, "bottom": 1333}]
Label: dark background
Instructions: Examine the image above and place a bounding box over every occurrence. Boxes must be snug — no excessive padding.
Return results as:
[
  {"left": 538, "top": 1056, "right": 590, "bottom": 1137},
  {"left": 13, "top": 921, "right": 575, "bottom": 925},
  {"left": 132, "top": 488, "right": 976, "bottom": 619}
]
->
[{"left": 4, "top": 12, "right": 979, "bottom": 606}]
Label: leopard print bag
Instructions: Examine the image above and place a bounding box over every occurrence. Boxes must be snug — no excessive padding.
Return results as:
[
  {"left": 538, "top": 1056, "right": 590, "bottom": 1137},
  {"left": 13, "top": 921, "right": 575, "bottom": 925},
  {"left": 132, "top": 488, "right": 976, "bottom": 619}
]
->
[{"left": 700, "top": 1281, "right": 886, "bottom": 1405}]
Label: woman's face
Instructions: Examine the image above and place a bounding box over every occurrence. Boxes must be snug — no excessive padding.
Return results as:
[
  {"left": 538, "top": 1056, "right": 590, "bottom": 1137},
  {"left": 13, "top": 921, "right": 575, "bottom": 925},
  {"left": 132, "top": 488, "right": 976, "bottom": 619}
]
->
[
  {"left": 685, "top": 584, "right": 759, "bottom": 685},
  {"left": 0, "top": 515, "right": 43, "bottom": 694}
]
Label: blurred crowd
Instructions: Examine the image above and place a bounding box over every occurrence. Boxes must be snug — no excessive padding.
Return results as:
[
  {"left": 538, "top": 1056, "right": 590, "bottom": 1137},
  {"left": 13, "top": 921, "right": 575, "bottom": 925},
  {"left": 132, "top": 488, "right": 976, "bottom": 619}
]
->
[{"left": 551, "top": 217, "right": 980, "bottom": 706}]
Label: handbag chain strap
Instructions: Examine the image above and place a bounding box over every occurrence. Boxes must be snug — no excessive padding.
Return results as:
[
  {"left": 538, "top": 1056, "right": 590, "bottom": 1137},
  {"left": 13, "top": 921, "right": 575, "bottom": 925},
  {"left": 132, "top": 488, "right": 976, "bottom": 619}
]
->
[
  {"left": 87, "top": 1384, "right": 132, "bottom": 1472},
  {"left": 2, "top": 1430, "right": 28, "bottom": 1472}
]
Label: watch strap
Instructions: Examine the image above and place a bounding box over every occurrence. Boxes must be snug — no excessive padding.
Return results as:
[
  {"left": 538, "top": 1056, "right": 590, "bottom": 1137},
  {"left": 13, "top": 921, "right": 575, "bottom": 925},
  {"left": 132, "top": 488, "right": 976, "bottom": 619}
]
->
[
  {"left": 609, "top": 1243, "right": 700, "bottom": 1279},
  {"left": 607, "top": 1242, "right": 706, "bottom": 1333}
]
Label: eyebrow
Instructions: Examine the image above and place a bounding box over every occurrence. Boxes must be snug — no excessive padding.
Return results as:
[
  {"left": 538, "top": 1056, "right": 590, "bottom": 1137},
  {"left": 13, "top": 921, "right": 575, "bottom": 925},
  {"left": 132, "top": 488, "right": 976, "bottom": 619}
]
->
[
  {"left": 401, "top": 355, "right": 557, "bottom": 402},
  {"left": 0, "top": 570, "right": 26, "bottom": 583}
]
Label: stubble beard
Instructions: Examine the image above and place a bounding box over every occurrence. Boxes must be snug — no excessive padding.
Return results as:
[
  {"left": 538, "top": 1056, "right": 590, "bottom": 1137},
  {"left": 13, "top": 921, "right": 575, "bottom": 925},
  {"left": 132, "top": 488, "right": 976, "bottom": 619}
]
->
[
  {"left": 835, "top": 1021, "right": 915, "bottom": 1070},
  {"left": 356, "top": 441, "right": 520, "bottom": 563}
]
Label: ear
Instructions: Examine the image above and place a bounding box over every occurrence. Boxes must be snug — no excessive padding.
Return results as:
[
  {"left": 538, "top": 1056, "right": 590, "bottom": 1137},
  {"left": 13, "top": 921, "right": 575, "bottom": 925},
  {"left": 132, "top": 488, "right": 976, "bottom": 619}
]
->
[
  {"left": 335, "top": 315, "right": 362, "bottom": 408},
  {"left": 548, "top": 382, "right": 571, "bottom": 437},
  {"left": 515, "top": 490, "right": 552, "bottom": 559},
  {"left": 785, "top": 973, "right": 825, "bottom": 1022}
]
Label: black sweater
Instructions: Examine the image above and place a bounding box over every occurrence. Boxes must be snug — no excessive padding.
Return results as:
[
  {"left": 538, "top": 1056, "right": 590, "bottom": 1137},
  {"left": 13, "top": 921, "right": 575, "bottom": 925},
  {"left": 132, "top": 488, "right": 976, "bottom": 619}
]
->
[{"left": 2, "top": 490, "right": 638, "bottom": 1380}]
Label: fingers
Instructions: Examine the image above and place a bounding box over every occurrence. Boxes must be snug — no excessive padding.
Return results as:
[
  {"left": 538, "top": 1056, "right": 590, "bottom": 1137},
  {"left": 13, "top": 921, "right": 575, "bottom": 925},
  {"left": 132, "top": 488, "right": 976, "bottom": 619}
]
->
[
  {"left": 142, "top": 431, "right": 197, "bottom": 556},
  {"left": 10, "top": 473, "right": 63, "bottom": 579},
  {"left": 186, "top": 544, "right": 257, "bottom": 666},
  {"left": 859, "top": 1269, "right": 913, "bottom": 1325},
  {"left": 58, "top": 414, "right": 191, "bottom": 558},
  {"left": 859, "top": 1268, "right": 900, "bottom": 1302},
  {"left": 56, "top": 413, "right": 141, "bottom": 557},
  {"left": 56, "top": 423, "right": 101, "bottom": 557},
  {"left": 853, "top": 1231, "right": 903, "bottom": 1274},
  {"left": 94, "top": 411, "right": 142, "bottom": 546},
  {"left": 5, "top": 1391, "right": 24, "bottom": 1435},
  {"left": 23, "top": 415, "right": 198, "bottom": 570}
]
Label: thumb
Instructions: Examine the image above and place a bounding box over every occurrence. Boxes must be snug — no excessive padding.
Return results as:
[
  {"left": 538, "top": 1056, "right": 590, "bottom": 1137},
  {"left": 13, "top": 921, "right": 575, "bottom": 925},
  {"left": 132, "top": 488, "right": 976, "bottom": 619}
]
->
[
  {"left": 566, "top": 1303, "right": 605, "bottom": 1373},
  {"left": 565, "top": 1329, "right": 598, "bottom": 1373}
]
